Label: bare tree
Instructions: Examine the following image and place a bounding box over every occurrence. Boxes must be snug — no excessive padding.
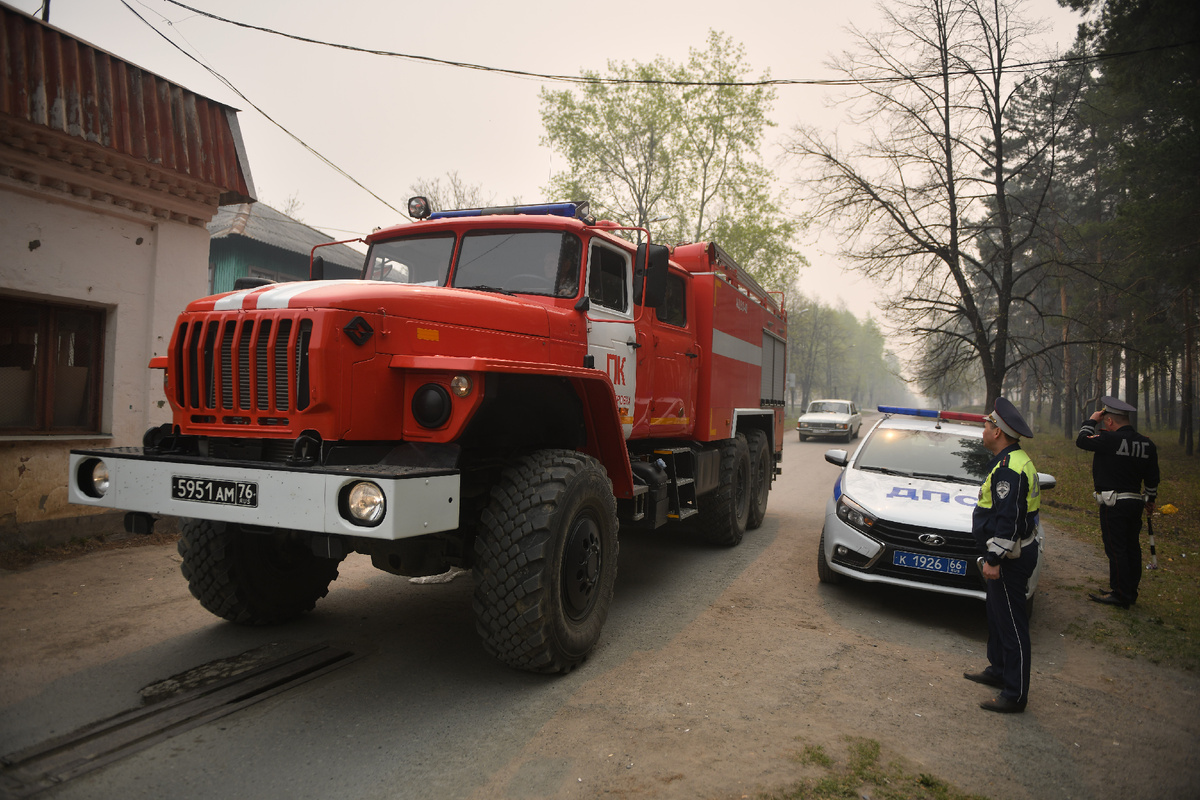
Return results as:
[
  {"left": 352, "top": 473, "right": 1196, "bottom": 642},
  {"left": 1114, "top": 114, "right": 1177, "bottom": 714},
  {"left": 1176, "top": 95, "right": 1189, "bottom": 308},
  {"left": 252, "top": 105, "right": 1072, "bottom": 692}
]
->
[
  {"left": 280, "top": 191, "right": 304, "bottom": 222},
  {"left": 408, "top": 171, "right": 498, "bottom": 213},
  {"left": 785, "top": 0, "right": 1079, "bottom": 407}
]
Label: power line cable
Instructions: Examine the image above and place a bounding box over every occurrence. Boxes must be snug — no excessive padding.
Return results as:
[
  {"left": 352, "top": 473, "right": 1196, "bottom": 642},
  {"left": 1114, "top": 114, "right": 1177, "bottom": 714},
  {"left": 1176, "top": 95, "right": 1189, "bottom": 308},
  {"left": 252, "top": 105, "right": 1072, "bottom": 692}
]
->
[
  {"left": 162, "top": 0, "right": 1198, "bottom": 88},
  {"left": 119, "top": 0, "right": 405, "bottom": 219}
]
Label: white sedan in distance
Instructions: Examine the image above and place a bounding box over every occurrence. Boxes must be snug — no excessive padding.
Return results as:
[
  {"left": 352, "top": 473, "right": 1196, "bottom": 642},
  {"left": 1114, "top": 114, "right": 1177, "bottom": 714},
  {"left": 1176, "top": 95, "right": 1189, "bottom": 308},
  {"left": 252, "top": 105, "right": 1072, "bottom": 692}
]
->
[{"left": 797, "top": 399, "right": 862, "bottom": 442}]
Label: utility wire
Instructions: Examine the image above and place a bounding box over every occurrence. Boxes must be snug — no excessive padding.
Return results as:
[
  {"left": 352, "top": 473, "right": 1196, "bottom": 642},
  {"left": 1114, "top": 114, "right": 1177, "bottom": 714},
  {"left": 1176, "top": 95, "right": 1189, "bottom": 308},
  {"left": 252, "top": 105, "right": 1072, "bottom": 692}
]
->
[
  {"left": 120, "top": 0, "right": 405, "bottom": 218},
  {"left": 162, "top": 0, "right": 1198, "bottom": 88}
]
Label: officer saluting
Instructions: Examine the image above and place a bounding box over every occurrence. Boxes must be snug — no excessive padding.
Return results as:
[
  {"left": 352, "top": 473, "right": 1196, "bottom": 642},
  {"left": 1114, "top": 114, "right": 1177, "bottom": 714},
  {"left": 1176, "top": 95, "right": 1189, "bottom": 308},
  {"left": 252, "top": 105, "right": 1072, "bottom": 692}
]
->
[
  {"left": 1076, "top": 396, "right": 1160, "bottom": 609},
  {"left": 964, "top": 398, "right": 1040, "bottom": 713}
]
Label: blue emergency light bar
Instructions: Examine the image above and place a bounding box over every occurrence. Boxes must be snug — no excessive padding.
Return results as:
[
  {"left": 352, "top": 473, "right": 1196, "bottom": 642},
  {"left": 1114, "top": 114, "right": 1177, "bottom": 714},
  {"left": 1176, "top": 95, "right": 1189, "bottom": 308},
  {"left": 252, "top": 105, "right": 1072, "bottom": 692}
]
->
[
  {"left": 877, "top": 405, "right": 987, "bottom": 423},
  {"left": 878, "top": 405, "right": 938, "bottom": 418},
  {"left": 429, "top": 202, "right": 588, "bottom": 221}
]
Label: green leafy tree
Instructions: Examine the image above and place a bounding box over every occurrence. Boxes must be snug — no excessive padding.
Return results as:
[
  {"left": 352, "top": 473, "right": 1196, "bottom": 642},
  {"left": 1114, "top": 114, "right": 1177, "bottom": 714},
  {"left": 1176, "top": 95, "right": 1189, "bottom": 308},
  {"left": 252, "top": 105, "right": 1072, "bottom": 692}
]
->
[{"left": 539, "top": 31, "right": 805, "bottom": 291}]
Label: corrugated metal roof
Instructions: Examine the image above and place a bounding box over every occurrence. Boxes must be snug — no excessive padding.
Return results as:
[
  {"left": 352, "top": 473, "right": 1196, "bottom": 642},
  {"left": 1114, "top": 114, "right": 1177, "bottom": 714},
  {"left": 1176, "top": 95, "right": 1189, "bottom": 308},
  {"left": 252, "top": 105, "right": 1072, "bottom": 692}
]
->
[
  {"left": 209, "top": 203, "right": 364, "bottom": 269},
  {"left": 0, "top": 2, "right": 254, "bottom": 204}
]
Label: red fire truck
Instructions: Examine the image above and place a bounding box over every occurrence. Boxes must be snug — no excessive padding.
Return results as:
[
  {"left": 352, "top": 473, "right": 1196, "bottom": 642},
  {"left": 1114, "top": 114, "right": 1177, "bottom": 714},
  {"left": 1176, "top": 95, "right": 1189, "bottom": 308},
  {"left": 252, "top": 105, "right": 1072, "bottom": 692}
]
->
[{"left": 69, "top": 198, "right": 788, "bottom": 673}]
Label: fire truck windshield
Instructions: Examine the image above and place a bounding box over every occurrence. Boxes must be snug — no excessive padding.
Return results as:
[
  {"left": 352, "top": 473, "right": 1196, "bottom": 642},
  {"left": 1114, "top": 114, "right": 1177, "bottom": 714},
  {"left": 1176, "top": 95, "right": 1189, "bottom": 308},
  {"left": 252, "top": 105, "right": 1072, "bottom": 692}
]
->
[
  {"left": 365, "top": 233, "right": 455, "bottom": 285},
  {"left": 453, "top": 231, "right": 582, "bottom": 298}
]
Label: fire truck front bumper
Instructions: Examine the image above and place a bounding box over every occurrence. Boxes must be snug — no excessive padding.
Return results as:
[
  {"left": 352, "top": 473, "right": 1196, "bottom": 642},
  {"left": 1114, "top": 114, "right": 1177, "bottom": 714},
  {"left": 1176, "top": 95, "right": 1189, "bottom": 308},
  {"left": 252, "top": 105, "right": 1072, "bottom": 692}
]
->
[{"left": 68, "top": 448, "right": 461, "bottom": 540}]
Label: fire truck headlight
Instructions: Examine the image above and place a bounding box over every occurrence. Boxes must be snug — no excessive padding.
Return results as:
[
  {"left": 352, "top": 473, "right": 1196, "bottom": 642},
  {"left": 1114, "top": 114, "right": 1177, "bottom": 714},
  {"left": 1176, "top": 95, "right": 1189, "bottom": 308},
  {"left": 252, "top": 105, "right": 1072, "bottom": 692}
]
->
[
  {"left": 449, "top": 375, "right": 473, "bottom": 397},
  {"left": 346, "top": 482, "right": 386, "bottom": 525},
  {"left": 412, "top": 383, "right": 452, "bottom": 428},
  {"left": 78, "top": 459, "right": 110, "bottom": 498}
]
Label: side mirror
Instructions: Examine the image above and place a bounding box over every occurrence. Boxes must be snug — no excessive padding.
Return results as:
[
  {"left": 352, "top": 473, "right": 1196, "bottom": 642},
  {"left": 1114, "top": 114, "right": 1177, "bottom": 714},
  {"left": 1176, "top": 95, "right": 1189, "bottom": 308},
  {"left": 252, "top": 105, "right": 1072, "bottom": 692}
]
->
[
  {"left": 1037, "top": 472, "right": 1057, "bottom": 491},
  {"left": 634, "top": 242, "right": 670, "bottom": 307},
  {"left": 824, "top": 449, "right": 849, "bottom": 467},
  {"left": 311, "top": 254, "right": 325, "bottom": 281}
]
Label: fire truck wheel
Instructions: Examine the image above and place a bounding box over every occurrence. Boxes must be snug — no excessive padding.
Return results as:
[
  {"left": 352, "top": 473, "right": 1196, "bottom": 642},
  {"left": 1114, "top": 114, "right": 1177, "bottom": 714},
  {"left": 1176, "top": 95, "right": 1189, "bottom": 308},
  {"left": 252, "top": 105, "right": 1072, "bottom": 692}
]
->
[
  {"left": 747, "top": 429, "right": 771, "bottom": 530},
  {"left": 177, "top": 518, "right": 341, "bottom": 625},
  {"left": 473, "top": 449, "right": 619, "bottom": 674},
  {"left": 817, "top": 529, "right": 840, "bottom": 584},
  {"left": 697, "top": 434, "right": 751, "bottom": 547}
]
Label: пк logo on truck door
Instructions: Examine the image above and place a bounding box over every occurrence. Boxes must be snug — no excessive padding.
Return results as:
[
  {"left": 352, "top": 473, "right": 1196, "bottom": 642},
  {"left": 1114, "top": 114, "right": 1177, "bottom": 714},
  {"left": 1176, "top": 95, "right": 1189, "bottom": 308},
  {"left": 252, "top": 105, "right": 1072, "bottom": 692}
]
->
[{"left": 606, "top": 354, "right": 632, "bottom": 423}]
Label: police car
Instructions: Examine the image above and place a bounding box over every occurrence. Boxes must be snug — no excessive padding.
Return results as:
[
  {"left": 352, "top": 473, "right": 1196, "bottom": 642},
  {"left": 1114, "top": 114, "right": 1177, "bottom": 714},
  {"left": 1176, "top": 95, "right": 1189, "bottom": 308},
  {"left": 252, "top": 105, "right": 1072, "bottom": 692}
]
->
[{"left": 818, "top": 406, "right": 1055, "bottom": 602}]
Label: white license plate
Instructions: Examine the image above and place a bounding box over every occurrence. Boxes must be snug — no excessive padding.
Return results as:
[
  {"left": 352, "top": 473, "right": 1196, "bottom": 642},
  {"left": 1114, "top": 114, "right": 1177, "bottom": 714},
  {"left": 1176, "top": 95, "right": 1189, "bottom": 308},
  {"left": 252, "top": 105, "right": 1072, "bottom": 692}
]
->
[
  {"left": 172, "top": 475, "right": 258, "bottom": 507},
  {"left": 892, "top": 550, "right": 967, "bottom": 576}
]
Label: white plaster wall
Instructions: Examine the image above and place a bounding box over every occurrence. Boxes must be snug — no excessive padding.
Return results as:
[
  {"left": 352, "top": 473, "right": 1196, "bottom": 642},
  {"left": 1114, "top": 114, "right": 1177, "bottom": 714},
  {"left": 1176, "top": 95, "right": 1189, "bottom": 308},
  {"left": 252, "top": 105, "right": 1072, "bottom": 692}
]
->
[{"left": 0, "top": 188, "right": 212, "bottom": 529}]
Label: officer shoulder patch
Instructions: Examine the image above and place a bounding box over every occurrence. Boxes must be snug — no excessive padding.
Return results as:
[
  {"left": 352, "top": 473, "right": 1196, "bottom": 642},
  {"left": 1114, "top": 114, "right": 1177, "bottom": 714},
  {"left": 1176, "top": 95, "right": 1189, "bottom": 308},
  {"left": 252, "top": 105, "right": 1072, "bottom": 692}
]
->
[{"left": 995, "top": 481, "right": 1011, "bottom": 499}]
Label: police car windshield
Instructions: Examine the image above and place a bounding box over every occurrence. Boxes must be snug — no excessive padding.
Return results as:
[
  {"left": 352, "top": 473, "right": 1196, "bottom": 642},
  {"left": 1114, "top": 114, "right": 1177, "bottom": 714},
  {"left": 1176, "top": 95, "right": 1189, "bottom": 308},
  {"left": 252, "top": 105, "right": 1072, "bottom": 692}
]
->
[
  {"left": 365, "top": 234, "right": 455, "bottom": 285},
  {"left": 855, "top": 428, "right": 992, "bottom": 484}
]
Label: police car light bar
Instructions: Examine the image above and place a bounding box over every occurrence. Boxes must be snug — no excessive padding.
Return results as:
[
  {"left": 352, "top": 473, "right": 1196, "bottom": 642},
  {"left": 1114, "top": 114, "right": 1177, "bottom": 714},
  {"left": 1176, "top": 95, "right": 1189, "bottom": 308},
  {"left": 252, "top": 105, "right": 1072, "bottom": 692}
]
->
[
  {"left": 878, "top": 405, "right": 938, "bottom": 418},
  {"left": 939, "top": 410, "right": 987, "bottom": 422},
  {"left": 877, "top": 405, "right": 986, "bottom": 423}
]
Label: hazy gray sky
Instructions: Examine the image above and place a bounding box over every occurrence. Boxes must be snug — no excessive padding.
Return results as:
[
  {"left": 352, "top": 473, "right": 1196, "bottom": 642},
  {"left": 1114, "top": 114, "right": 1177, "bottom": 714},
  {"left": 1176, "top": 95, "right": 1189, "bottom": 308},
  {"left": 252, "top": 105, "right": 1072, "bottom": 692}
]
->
[{"left": 15, "top": 0, "right": 1083, "bottom": 318}]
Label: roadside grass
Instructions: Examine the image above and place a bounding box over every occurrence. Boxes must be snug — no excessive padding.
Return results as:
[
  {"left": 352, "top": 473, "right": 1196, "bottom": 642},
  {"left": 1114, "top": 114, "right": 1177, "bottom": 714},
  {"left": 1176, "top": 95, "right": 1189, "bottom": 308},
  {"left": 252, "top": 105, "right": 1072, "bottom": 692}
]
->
[
  {"left": 1023, "top": 426, "right": 1200, "bottom": 672},
  {"left": 759, "top": 737, "right": 987, "bottom": 800}
]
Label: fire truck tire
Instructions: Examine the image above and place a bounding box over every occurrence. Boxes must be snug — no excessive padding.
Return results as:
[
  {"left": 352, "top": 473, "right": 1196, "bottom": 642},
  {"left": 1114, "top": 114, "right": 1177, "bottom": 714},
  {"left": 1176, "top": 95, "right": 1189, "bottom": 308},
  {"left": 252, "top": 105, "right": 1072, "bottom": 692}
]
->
[
  {"left": 473, "top": 449, "right": 619, "bottom": 674},
  {"left": 747, "top": 429, "right": 771, "bottom": 530},
  {"left": 697, "top": 434, "right": 751, "bottom": 547},
  {"left": 817, "top": 529, "right": 840, "bottom": 584},
  {"left": 177, "top": 518, "right": 341, "bottom": 625}
]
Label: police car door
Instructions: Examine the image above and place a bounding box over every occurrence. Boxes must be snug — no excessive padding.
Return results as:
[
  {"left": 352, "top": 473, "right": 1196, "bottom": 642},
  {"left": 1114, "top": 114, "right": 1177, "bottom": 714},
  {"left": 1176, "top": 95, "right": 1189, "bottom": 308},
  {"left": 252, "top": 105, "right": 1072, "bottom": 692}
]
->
[{"left": 585, "top": 240, "right": 637, "bottom": 438}]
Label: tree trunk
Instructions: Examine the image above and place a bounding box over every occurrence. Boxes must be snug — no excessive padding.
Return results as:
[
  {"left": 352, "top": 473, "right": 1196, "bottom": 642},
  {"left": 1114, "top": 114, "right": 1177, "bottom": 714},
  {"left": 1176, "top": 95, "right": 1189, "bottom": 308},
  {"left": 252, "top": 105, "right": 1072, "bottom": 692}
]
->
[
  {"left": 1184, "top": 287, "right": 1194, "bottom": 454},
  {"left": 1127, "top": 348, "right": 1139, "bottom": 426}
]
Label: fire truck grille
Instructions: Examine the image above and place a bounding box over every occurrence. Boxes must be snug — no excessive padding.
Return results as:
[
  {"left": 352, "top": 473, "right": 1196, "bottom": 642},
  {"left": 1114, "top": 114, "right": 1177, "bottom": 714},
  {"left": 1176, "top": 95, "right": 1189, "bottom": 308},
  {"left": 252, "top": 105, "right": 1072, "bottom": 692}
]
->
[{"left": 175, "top": 314, "right": 312, "bottom": 419}]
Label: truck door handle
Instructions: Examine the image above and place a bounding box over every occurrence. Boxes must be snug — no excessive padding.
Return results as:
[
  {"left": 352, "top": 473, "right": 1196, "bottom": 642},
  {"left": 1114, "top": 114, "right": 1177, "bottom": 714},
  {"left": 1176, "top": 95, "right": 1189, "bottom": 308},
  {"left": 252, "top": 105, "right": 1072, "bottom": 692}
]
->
[
  {"left": 627, "top": 339, "right": 642, "bottom": 350},
  {"left": 685, "top": 351, "right": 698, "bottom": 358}
]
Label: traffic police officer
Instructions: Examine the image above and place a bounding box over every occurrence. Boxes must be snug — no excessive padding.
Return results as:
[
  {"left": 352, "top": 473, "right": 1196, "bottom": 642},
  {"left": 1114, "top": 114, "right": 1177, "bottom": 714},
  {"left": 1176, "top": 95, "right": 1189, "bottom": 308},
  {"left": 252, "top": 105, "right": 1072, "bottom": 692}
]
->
[
  {"left": 1076, "top": 396, "right": 1160, "bottom": 608},
  {"left": 964, "top": 397, "right": 1040, "bottom": 713}
]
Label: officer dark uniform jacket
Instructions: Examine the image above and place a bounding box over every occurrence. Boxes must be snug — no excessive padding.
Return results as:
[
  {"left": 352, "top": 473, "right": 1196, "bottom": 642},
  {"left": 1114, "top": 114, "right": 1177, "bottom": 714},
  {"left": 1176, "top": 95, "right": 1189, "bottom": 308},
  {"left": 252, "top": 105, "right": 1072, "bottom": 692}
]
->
[
  {"left": 1075, "top": 396, "right": 1160, "bottom": 607},
  {"left": 969, "top": 397, "right": 1039, "bottom": 712}
]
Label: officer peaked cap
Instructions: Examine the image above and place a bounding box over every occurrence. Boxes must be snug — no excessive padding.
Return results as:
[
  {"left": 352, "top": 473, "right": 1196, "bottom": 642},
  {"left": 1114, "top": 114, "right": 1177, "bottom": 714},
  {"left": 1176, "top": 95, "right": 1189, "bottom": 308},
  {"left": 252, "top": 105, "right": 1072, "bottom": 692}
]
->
[
  {"left": 988, "top": 397, "right": 1033, "bottom": 439},
  {"left": 1100, "top": 396, "right": 1136, "bottom": 415}
]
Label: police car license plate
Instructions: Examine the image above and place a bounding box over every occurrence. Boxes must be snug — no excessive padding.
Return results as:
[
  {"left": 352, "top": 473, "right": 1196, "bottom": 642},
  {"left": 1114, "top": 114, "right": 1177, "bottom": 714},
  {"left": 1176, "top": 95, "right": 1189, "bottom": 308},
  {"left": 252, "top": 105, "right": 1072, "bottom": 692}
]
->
[
  {"left": 893, "top": 550, "right": 967, "bottom": 576},
  {"left": 172, "top": 476, "right": 258, "bottom": 507}
]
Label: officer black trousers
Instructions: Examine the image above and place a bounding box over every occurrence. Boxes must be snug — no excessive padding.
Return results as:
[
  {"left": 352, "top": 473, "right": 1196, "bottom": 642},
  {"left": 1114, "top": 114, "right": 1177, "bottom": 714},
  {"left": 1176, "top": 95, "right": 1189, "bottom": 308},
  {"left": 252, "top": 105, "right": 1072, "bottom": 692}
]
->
[
  {"left": 985, "top": 542, "right": 1038, "bottom": 707},
  {"left": 1099, "top": 500, "right": 1144, "bottom": 604}
]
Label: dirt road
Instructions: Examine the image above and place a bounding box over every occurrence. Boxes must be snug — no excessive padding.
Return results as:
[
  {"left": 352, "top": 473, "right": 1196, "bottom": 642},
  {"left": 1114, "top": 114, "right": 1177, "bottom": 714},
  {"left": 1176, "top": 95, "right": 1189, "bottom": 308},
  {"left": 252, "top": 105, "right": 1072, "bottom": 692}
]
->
[{"left": 2, "top": 434, "right": 1197, "bottom": 799}]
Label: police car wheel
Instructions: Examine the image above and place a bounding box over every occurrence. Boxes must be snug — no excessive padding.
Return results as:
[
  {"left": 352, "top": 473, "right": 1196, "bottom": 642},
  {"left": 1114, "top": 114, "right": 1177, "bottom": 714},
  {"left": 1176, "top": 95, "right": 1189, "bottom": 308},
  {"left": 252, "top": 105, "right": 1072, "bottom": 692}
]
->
[
  {"left": 177, "top": 518, "right": 341, "bottom": 625},
  {"left": 473, "top": 449, "right": 619, "bottom": 674},
  {"left": 817, "top": 529, "right": 840, "bottom": 584}
]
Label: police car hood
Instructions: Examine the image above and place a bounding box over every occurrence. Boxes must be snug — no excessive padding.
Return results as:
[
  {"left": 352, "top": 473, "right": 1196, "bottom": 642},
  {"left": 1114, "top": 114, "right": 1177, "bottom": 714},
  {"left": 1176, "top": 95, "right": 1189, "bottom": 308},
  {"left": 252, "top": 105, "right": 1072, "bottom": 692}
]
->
[{"left": 840, "top": 467, "right": 978, "bottom": 532}]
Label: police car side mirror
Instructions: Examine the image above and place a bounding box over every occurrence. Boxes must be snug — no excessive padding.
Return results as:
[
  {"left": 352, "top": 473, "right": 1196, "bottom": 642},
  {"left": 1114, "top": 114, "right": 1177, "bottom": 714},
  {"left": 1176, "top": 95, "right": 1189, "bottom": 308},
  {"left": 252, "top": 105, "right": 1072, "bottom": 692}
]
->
[
  {"left": 1037, "top": 472, "right": 1056, "bottom": 491},
  {"left": 824, "top": 449, "right": 848, "bottom": 467}
]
